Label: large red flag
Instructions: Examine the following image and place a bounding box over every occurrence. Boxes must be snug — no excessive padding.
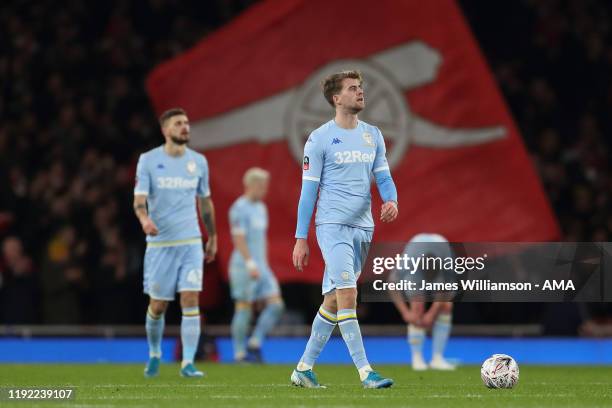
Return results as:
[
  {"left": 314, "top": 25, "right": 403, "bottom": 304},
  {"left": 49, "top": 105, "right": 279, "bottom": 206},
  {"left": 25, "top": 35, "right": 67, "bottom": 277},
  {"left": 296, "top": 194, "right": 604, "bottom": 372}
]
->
[{"left": 147, "top": 0, "right": 560, "bottom": 284}]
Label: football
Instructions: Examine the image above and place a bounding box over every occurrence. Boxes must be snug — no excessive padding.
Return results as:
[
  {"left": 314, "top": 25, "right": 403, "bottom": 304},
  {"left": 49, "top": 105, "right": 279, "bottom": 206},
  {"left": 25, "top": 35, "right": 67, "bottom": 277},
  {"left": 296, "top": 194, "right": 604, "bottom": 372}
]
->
[{"left": 481, "top": 354, "right": 520, "bottom": 389}]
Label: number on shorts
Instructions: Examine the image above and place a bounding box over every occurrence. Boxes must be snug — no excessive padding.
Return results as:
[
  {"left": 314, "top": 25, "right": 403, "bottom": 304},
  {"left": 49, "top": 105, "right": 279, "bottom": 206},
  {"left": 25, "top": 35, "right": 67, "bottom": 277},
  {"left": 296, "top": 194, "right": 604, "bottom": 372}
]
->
[{"left": 186, "top": 269, "right": 202, "bottom": 285}]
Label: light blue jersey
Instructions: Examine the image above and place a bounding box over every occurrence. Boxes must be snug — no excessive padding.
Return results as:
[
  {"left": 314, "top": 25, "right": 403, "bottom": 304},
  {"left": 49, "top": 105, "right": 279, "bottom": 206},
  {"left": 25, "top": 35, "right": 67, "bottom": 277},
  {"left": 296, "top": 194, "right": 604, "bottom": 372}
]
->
[
  {"left": 134, "top": 145, "right": 210, "bottom": 244},
  {"left": 228, "top": 196, "right": 269, "bottom": 269},
  {"left": 391, "top": 233, "right": 455, "bottom": 300},
  {"left": 393, "top": 233, "right": 454, "bottom": 280},
  {"left": 302, "top": 120, "right": 389, "bottom": 230},
  {"left": 228, "top": 196, "right": 279, "bottom": 301},
  {"left": 399, "top": 233, "right": 453, "bottom": 276}
]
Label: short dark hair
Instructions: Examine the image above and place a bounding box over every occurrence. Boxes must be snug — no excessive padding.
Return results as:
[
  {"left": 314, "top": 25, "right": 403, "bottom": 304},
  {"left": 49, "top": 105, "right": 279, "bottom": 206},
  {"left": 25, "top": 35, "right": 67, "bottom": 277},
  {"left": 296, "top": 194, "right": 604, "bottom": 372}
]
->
[
  {"left": 321, "top": 70, "right": 363, "bottom": 107},
  {"left": 159, "top": 107, "right": 187, "bottom": 126}
]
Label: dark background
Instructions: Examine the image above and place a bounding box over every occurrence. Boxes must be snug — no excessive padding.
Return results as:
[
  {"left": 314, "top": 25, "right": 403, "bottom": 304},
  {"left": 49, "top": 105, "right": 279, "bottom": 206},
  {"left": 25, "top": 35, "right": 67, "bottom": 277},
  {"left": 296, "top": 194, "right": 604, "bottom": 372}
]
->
[{"left": 0, "top": 0, "right": 610, "bottom": 334}]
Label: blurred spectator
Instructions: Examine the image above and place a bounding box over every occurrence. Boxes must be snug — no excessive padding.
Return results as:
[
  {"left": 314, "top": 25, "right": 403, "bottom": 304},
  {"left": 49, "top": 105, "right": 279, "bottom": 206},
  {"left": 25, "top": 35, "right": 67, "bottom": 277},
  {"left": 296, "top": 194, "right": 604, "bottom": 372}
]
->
[
  {"left": 0, "top": 236, "right": 38, "bottom": 323},
  {"left": 41, "top": 226, "right": 87, "bottom": 324},
  {"left": 464, "top": 0, "right": 612, "bottom": 333}
]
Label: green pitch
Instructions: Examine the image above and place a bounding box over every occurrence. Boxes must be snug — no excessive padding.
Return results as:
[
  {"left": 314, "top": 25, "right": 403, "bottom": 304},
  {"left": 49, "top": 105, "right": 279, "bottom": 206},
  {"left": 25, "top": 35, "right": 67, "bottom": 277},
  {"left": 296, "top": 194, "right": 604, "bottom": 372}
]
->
[{"left": 1, "top": 364, "right": 611, "bottom": 407}]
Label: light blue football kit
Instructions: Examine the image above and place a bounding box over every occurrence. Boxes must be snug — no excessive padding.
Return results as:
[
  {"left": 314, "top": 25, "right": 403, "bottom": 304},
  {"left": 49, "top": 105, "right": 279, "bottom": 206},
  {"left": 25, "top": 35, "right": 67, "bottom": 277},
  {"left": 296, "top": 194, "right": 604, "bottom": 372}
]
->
[
  {"left": 296, "top": 119, "right": 397, "bottom": 294},
  {"left": 229, "top": 195, "right": 283, "bottom": 360},
  {"left": 293, "top": 119, "right": 397, "bottom": 388},
  {"left": 228, "top": 196, "right": 280, "bottom": 301},
  {"left": 393, "top": 233, "right": 455, "bottom": 370},
  {"left": 136, "top": 144, "right": 210, "bottom": 376},
  {"left": 135, "top": 145, "right": 210, "bottom": 300}
]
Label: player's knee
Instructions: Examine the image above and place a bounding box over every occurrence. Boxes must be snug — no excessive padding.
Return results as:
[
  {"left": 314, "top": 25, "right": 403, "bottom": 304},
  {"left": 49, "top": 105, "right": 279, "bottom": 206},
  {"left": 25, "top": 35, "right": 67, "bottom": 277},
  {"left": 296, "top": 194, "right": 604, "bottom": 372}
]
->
[
  {"left": 336, "top": 287, "right": 357, "bottom": 309},
  {"left": 235, "top": 301, "right": 252, "bottom": 312},
  {"left": 266, "top": 297, "right": 284, "bottom": 313},
  {"left": 322, "top": 293, "right": 338, "bottom": 314},
  {"left": 180, "top": 291, "right": 199, "bottom": 308},
  {"left": 149, "top": 299, "right": 168, "bottom": 316}
]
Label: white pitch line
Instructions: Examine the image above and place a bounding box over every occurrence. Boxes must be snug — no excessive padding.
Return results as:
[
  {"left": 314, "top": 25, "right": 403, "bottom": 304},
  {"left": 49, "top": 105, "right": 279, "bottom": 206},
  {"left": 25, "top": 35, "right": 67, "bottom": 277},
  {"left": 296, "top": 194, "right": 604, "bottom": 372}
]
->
[{"left": 90, "top": 383, "right": 292, "bottom": 388}]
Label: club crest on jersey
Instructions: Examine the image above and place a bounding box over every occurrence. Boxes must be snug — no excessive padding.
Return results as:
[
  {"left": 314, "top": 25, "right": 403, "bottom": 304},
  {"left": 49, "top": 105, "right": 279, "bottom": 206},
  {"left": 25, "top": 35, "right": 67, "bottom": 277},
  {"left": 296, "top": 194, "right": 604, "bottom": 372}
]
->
[
  {"left": 362, "top": 132, "right": 374, "bottom": 147},
  {"left": 186, "top": 160, "right": 197, "bottom": 175},
  {"left": 303, "top": 156, "right": 310, "bottom": 170}
]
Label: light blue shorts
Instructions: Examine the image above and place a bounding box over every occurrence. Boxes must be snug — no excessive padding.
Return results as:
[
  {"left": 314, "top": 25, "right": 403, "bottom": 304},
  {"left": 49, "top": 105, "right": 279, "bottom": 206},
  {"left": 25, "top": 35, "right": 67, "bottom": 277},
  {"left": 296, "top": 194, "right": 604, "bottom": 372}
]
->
[
  {"left": 316, "top": 224, "right": 373, "bottom": 295},
  {"left": 229, "top": 257, "right": 280, "bottom": 302},
  {"left": 143, "top": 243, "right": 204, "bottom": 300}
]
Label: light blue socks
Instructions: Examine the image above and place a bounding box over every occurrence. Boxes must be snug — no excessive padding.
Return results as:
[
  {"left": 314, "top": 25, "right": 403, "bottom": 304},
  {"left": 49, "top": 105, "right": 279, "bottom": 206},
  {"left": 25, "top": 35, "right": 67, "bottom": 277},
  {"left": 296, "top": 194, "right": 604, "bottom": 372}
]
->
[
  {"left": 432, "top": 313, "right": 452, "bottom": 359},
  {"left": 248, "top": 301, "right": 284, "bottom": 349},
  {"left": 337, "top": 309, "right": 371, "bottom": 379},
  {"left": 231, "top": 305, "right": 252, "bottom": 359},
  {"left": 408, "top": 324, "right": 425, "bottom": 357},
  {"left": 181, "top": 306, "right": 201, "bottom": 366},
  {"left": 297, "top": 306, "right": 337, "bottom": 370},
  {"left": 146, "top": 306, "right": 165, "bottom": 358}
]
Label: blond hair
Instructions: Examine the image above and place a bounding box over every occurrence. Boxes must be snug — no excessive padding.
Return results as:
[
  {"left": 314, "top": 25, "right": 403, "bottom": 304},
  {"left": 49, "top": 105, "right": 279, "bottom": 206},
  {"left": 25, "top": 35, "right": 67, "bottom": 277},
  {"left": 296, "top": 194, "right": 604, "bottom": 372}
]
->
[{"left": 243, "top": 167, "right": 270, "bottom": 186}]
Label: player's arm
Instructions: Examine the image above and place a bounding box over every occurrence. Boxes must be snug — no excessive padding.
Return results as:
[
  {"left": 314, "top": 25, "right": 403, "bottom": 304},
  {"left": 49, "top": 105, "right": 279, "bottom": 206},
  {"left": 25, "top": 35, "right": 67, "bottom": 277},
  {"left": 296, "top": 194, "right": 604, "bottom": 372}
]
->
[
  {"left": 199, "top": 196, "right": 217, "bottom": 263},
  {"left": 389, "top": 290, "right": 416, "bottom": 323},
  {"left": 230, "top": 208, "right": 259, "bottom": 279},
  {"left": 293, "top": 180, "right": 318, "bottom": 271},
  {"left": 133, "top": 195, "right": 158, "bottom": 236},
  {"left": 232, "top": 235, "right": 259, "bottom": 279},
  {"left": 421, "top": 302, "right": 442, "bottom": 328},
  {"left": 133, "top": 154, "right": 158, "bottom": 236},
  {"left": 388, "top": 282, "right": 411, "bottom": 319},
  {"left": 197, "top": 155, "right": 217, "bottom": 263},
  {"left": 373, "top": 128, "right": 398, "bottom": 223},
  {"left": 388, "top": 269, "right": 418, "bottom": 324},
  {"left": 293, "top": 134, "right": 322, "bottom": 271}
]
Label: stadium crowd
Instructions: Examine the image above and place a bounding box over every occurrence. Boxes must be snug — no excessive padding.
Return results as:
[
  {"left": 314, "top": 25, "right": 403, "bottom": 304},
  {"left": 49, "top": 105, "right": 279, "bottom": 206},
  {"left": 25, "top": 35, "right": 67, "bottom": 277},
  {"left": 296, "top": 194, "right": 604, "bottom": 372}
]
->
[{"left": 0, "top": 0, "right": 610, "bottom": 330}]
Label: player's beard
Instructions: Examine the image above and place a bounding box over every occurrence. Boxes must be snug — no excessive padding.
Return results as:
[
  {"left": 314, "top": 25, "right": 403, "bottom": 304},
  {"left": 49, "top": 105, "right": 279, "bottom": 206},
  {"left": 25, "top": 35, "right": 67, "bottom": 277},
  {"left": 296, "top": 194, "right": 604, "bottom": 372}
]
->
[
  {"left": 348, "top": 104, "right": 364, "bottom": 114},
  {"left": 170, "top": 134, "right": 189, "bottom": 145},
  {"left": 349, "top": 98, "right": 365, "bottom": 114}
]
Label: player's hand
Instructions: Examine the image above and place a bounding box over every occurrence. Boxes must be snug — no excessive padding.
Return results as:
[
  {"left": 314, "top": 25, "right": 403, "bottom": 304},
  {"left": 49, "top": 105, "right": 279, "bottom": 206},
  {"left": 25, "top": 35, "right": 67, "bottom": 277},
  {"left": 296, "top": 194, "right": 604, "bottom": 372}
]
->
[
  {"left": 292, "top": 239, "right": 309, "bottom": 272},
  {"left": 246, "top": 259, "right": 260, "bottom": 279},
  {"left": 380, "top": 201, "right": 398, "bottom": 223},
  {"left": 205, "top": 235, "right": 217, "bottom": 263},
  {"left": 141, "top": 217, "right": 159, "bottom": 236}
]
